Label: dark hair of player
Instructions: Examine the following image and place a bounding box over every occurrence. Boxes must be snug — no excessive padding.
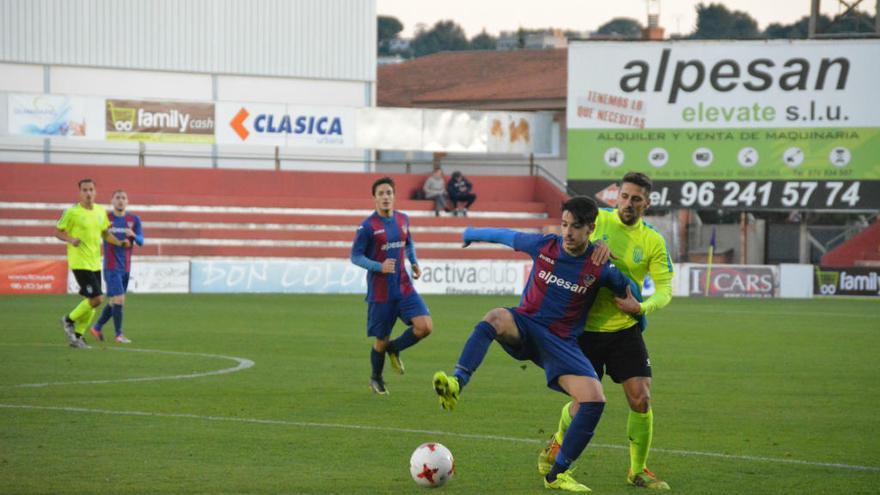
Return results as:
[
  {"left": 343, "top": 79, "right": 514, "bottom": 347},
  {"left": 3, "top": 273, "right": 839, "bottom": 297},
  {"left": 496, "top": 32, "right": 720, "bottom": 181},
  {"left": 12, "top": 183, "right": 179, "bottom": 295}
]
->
[
  {"left": 621, "top": 172, "right": 652, "bottom": 193},
  {"left": 78, "top": 178, "right": 95, "bottom": 188},
  {"left": 372, "top": 176, "right": 395, "bottom": 195},
  {"left": 561, "top": 196, "right": 598, "bottom": 226}
]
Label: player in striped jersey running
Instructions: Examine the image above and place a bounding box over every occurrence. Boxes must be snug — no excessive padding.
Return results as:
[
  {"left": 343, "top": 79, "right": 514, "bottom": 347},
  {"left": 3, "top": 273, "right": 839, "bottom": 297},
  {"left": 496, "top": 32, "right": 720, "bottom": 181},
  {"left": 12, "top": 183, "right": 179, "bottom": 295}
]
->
[{"left": 351, "top": 177, "right": 433, "bottom": 395}]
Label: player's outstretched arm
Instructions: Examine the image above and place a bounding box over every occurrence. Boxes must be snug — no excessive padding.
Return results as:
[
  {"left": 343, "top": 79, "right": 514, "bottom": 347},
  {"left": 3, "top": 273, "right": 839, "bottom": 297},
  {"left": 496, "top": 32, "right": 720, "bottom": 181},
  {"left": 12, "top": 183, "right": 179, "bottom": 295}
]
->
[{"left": 462, "top": 227, "right": 517, "bottom": 248}]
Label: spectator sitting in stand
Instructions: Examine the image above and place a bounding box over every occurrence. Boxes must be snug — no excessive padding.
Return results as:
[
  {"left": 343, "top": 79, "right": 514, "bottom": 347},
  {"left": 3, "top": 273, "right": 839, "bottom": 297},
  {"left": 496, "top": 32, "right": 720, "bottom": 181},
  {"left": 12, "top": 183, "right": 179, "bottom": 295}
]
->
[
  {"left": 447, "top": 171, "right": 477, "bottom": 217},
  {"left": 423, "top": 167, "right": 449, "bottom": 217}
]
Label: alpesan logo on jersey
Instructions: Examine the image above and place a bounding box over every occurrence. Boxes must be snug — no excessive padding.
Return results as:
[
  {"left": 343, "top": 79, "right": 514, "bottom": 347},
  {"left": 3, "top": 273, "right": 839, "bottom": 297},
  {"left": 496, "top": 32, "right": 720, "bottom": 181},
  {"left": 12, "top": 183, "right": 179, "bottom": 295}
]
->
[
  {"left": 382, "top": 241, "right": 406, "bottom": 251},
  {"left": 537, "top": 270, "right": 595, "bottom": 294}
]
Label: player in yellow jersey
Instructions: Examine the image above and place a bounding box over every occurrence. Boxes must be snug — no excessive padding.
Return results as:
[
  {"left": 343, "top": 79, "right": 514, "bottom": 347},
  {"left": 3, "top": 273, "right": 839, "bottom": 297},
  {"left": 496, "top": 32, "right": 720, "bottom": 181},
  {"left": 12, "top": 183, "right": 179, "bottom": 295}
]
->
[
  {"left": 55, "top": 179, "right": 129, "bottom": 348},
  {"left": 538, "top": 172, "right": 673, "bottom": 489}
]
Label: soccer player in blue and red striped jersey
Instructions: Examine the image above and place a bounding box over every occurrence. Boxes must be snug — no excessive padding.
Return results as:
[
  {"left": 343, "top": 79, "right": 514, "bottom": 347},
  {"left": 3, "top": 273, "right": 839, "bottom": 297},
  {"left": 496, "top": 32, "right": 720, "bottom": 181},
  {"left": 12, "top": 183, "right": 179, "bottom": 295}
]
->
[
  {"left": 351, "top": 177, "right": 432, "bottom": 395},
  {"left": 91, "top": 190, "right": 143, "bottom": 344},
  {"left": 432, "top": 196, "right": 642, "bottom": 493}
]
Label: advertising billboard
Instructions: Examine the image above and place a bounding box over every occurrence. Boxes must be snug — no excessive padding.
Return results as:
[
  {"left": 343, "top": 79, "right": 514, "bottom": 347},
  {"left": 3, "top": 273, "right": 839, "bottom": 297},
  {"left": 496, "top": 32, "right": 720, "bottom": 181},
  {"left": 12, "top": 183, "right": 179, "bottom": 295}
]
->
[
  {"left": 191, "top": 259, "right": 366, "bottom": 294},
  {"left": 688, "top": 264, "right": 779, "bottom": 298},
  {"left": 413, "top": 260, "right": 529, "bottom": 295},
  {"left": 814, "top": 266, "right": 880, "bottom": 297},
  {"left": 0, "top": 260, "right": 68, "bottom": 294},
  {"left": 216, "top": 103, "right": 354, "bottom": 148},
  {"left": 190, "top": 259, "right": 531, "bottom": 295},
  {"left": 8, "top": 93, "right": 103, "bottom": 139},
  {"left": 567, "top": 40, "right": 880, "bottom": 210},
  {"left": 66, "top": 261, "right": 190, "bottom": 294},
  {"left": 105, "top": 99, "right": 215, "bottom": 143}
]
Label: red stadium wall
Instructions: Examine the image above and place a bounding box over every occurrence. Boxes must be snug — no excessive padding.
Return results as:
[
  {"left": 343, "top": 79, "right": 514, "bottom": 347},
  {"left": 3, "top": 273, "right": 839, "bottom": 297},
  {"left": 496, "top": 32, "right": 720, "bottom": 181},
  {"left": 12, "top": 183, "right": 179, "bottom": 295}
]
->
[
  {"left": 821, "top": 221, "right": 880, "bottom": 267},
  {"left": 0, "top": 162, "right": 566, "bottom": 216}
]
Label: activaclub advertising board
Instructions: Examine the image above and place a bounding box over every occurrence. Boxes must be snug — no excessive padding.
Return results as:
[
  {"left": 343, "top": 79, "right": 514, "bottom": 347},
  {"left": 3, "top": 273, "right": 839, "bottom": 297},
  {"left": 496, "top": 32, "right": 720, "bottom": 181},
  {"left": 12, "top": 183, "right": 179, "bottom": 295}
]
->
[{"left": 567, "top": 40, "right": 880, "bottom": 210}]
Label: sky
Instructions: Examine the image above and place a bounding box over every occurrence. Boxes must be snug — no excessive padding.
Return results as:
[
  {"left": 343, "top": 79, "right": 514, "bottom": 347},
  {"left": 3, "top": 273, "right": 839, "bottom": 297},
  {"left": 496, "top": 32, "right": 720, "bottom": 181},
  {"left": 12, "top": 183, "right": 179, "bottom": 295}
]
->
[{"left": 377, "top": 0, "right": 877, "bottom": 38}]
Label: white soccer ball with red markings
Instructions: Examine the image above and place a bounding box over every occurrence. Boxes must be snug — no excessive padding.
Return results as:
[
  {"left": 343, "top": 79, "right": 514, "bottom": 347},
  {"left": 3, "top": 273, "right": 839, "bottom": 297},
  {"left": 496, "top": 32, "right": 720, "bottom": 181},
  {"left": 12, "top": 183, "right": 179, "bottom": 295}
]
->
[{"left": 410, "top": 442, "right": 455, "bottom": 488}]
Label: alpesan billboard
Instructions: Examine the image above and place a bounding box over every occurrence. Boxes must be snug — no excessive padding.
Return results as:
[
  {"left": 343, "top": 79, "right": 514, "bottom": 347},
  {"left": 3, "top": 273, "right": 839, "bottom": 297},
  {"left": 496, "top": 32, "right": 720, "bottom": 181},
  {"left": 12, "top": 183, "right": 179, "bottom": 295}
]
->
[{"left": 567, "top": 40, "right": 880, "bottom": 210}]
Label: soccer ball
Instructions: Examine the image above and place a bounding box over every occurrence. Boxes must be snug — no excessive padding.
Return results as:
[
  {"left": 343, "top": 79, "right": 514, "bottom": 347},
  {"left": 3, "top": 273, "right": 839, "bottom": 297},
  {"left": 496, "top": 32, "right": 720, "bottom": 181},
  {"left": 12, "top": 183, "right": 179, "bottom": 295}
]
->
[{"left": 409, "top": 442, "right": 455, "bottom": 488}]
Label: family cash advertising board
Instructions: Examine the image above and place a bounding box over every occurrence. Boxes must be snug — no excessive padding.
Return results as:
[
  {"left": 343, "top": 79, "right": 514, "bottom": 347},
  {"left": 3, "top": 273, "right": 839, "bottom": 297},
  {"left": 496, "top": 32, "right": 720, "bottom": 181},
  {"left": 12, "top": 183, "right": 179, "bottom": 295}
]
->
[{"left": 567, "top": 40, "right": 880, "bottom": 210}]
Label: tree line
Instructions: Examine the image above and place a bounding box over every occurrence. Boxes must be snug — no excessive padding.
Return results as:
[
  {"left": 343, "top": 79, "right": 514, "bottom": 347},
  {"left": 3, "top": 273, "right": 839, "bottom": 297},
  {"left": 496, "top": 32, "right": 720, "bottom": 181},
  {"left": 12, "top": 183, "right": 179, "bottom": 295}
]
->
[{"left": 379, "top": 3, "right": 877, "bottom": 58}]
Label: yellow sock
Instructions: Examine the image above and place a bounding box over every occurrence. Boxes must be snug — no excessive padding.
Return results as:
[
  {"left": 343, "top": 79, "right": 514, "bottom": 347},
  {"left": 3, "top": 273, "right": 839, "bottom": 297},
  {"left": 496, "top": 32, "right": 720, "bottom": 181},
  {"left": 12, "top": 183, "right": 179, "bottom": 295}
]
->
[
  {"left": 628, "top": 409, "right": 653, "bottom": 473},
  {"left": 68, "top": 298, "right": 92, "bottom": 323},
  {"left": 74, "top": 307, "right": 97, "bottom": 336},
  {"left": 553, "top": 401, "right": 573, "bottom": 444}
]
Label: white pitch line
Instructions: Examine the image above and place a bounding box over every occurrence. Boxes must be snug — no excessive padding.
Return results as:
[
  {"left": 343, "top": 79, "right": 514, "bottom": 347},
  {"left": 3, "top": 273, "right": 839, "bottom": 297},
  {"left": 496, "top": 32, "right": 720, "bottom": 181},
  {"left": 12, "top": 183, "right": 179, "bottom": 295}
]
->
[
  {"left": 0, "top": 346, "right": 254, "bottom": 388},
  {"left": 0, "top": 403, "right": 876, "bottom": 473}
]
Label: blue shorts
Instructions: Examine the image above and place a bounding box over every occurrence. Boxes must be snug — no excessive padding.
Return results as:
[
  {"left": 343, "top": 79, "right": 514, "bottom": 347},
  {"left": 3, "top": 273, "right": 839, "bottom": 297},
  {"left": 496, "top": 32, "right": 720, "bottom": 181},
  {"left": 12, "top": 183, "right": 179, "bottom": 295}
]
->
[
  {"left": 366, "top": 293, "right": 430, "bottom": 339},
  {"left": 104, "top": 271, "right": 130, "bottom": 297},
  {"left": 500, "top": 308, "right": 598, "bottom": 393}
]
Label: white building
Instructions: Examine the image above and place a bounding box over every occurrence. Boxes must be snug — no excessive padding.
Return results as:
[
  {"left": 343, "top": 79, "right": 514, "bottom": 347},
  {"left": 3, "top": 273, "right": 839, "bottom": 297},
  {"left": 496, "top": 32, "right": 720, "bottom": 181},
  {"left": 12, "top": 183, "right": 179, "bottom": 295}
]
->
[
  {"left": 497, "top": 29, "right": 568, "bottom": 51},
  {"left": 525, "top": 30, "right": 568, "bottom": 49}
]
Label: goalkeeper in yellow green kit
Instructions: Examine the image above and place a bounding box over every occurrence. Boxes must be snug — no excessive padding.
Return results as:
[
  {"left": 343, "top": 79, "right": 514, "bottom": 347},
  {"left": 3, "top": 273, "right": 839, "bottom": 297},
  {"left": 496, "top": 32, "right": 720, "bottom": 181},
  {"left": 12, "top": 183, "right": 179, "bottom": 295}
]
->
[
  {"left": 538, "top": 172, "right": 674, "bottom": 490},
  {"left": 55, "top": 179, "right": 129, "bottom": 348}
]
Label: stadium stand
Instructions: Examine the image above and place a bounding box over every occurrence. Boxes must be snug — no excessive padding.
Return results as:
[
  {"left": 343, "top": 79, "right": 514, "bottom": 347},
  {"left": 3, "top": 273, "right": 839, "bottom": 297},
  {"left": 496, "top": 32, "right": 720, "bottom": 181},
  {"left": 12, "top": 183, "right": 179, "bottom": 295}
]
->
[
  {"left": 0, "top": 163, "right": 566, "bottom": 261},
  {"left": 820, "top": 220, "right": 880, "bottom": 267}
]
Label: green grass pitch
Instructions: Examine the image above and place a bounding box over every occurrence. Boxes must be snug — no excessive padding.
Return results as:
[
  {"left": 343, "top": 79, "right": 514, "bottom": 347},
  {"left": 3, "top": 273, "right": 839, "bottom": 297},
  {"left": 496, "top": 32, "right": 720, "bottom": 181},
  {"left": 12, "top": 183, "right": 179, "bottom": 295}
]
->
[{"left": 0, "top": 294, "right": 878, "bottom": 494}]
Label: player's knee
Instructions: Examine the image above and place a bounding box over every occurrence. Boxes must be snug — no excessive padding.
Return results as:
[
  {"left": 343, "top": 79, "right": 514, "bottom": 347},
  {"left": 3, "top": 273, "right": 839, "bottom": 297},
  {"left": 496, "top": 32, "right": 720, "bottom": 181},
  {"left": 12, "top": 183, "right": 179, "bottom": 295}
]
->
[
  {"left": 373, "top": 339, "right": 389, "bottom": 352},
  {"left": 89, "top": 295, "right": 104, "bottom": 307},
  {"left": 481, "top": 308, "right": 508, "bottom": 332},
  {"left": 628, "top": 392, "right": 651, "bottom": 413},
  {"left": 413, "top": 319, "right": 432, "bottom": 338}
]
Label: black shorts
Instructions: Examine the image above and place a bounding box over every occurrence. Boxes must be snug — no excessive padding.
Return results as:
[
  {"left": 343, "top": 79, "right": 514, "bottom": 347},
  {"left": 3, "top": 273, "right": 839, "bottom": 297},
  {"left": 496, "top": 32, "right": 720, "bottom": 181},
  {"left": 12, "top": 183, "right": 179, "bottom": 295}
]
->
[
  {"left": 577, "top": 324, "right": 651, "bottom": 383},
  {"left": 72, "top": 269, "right": 103, "bottom": 298}
]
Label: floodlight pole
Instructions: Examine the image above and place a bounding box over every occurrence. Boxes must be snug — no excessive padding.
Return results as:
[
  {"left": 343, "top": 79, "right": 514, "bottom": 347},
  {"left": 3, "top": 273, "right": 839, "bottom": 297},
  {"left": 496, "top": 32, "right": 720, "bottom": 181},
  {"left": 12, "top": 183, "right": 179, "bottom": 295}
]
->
[{"left": 809, "top": 0, "right": 821, "bottom": 38}]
